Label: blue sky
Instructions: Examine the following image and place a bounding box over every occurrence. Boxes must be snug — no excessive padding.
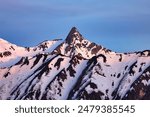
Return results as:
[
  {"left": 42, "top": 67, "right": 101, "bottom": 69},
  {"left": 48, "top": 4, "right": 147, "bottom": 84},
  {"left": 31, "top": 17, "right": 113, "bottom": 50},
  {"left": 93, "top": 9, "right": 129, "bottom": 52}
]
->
[{"left": 0, "top": 0, "right": 150, "bottom": 52}]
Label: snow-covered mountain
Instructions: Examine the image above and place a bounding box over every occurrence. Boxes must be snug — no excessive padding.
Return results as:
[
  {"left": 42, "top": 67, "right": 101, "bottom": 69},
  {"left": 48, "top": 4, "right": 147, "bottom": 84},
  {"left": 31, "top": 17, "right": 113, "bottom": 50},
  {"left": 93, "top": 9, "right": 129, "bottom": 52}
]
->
[{"left": 0, "top": 27, "right": 150, "bottom": 100}]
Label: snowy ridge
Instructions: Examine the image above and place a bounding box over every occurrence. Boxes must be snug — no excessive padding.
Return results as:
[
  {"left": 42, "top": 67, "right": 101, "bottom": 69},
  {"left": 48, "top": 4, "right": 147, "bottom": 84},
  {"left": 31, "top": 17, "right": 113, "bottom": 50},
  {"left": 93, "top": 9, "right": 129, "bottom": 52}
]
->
[
  {"left": 0, "top": 27, "right": 150, "bottom": 100},
  {"left": 0, "top": 38, "right": 63, "bottom": 65}
]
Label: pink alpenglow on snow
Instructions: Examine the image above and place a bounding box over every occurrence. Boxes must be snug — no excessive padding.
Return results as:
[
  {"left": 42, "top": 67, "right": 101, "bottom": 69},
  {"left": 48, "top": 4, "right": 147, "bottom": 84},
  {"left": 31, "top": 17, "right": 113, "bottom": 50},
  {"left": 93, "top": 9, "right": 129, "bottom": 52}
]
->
[{"left": 0, "top": 27, "right": 150, "bottom": 100}]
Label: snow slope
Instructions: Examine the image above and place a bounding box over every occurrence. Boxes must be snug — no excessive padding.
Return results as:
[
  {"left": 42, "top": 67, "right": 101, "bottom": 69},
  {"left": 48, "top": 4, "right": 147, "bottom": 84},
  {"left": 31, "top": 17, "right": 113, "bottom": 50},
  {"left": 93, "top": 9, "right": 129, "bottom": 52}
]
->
[
  {"left": 0, "top": 38, "right": 63, "bottom": 65},
  {"left": 0, "top": 27, "right": 150, "bottom": 100}
]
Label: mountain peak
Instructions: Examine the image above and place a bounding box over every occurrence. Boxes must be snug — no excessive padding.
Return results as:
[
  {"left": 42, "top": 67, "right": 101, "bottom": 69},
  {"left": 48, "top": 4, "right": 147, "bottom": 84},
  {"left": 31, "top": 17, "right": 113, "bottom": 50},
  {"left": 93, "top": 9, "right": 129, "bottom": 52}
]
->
[
  {"left": 65, "top": 27, "right": 83, "bottom": 44},
  {"left": 70, "top": 27, "right": 78, "bottom": 33},
  {"left": 0, "top": 28, "right": 150, "bottom": 100}
]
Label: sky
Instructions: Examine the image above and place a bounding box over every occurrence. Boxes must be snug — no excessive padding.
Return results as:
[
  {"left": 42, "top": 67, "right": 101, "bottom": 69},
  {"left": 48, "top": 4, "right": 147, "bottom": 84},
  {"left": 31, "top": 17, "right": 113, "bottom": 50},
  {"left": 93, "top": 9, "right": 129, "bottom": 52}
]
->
[{"left": 0, "top": 0, "right": 150, "bottom": 52}]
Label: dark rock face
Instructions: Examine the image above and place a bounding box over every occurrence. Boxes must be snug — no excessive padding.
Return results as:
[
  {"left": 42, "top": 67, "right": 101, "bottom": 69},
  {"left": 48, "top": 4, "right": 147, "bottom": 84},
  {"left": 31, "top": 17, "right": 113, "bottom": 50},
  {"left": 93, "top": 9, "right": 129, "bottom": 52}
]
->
[
  {"left": 0, "top": 27, "right": 150, "bottom": 100},
  {"left": 0, "top": 51, "right": 12, "bottom": 57},
  {"left": 65, "top": 27, "right": 83, "bottom": 44},
  {"left": 123, "top": 66, "right": 150, "bottom": 100}
]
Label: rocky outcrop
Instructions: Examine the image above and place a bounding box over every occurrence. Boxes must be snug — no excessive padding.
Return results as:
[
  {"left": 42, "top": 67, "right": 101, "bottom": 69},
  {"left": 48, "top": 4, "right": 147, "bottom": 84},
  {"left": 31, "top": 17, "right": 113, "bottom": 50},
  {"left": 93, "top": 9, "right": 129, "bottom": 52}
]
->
[{"left": 0, "top": 27, "right": 149, "bottom": 100}]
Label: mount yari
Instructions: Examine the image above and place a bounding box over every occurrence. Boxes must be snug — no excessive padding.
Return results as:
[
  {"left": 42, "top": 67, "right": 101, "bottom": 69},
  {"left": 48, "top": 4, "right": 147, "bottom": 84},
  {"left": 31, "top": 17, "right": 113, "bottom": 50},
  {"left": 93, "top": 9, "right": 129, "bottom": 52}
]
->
[{"left": 0, "top": 27, "right": 150, "bottom": 100}]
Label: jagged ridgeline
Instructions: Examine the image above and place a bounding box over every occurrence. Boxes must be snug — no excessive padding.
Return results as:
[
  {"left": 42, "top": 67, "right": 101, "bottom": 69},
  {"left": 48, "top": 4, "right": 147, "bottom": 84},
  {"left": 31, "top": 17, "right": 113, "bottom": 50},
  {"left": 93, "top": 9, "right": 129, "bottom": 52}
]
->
[{"left": 0, "top": 27, "right": 150, "bottom": 100}]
